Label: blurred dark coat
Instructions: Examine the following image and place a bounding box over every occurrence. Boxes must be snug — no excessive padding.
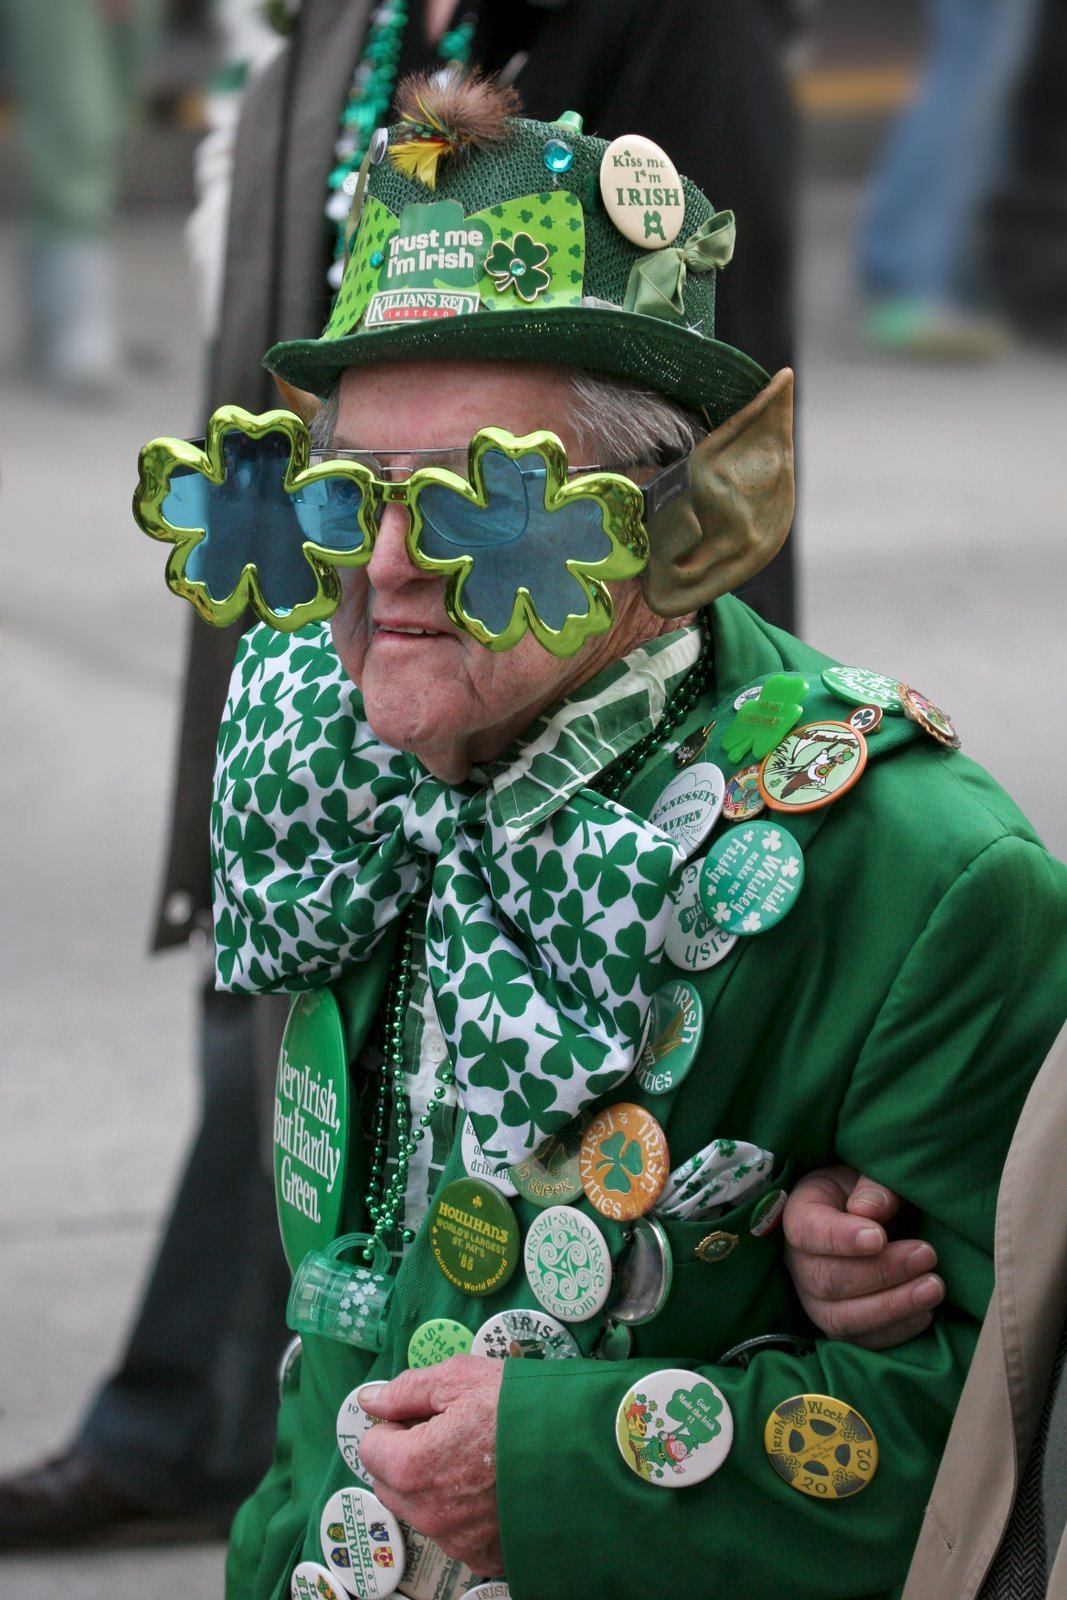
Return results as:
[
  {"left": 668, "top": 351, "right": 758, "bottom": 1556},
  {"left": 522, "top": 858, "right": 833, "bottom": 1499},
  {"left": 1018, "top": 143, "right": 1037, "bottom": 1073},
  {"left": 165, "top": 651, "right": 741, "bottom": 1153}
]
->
[{"left": 152, "top": 0, "right": 796, "bottom": 950}]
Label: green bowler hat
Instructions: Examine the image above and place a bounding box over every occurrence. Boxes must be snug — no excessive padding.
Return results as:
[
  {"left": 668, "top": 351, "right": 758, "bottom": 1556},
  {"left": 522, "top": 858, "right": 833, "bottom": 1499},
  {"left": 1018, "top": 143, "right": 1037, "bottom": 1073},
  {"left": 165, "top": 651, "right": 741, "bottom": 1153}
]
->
[{"left": 265, "top": 78, "right": 769, "bottom": 426}]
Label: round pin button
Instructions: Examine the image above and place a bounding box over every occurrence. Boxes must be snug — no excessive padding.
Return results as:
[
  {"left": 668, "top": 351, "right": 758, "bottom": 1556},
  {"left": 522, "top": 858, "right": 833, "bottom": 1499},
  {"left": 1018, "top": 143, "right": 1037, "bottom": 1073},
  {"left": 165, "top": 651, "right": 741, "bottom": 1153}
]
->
[
  {"left": 465, "top": 1586, "right": 512, "bottom": 1600},
  {"left": 722, "top": 763, "right": 765, "bottom": 822},
  {"left": 758, "top": 722, "right": 868, "bottom": 814},
  {"left": 665, "top": 861, "right": 739, "bottom": 971},
  {"left": 635, "top": 978, "right": 704, "bottom": 1096},
  {"left": 648, "top": 762, "right": 726, "bottom": 856},
  {"left": 579, "top": 1103, "right": 669, "bottom": 1221},
  {"left": 460, "top": 1115, "right": 517, "bottom": 1196},
  {"left": 897, "top": 682, "right": 961, "bottom": 748},
  {"left": 605, "top": 1214, "right": 673, "bottom": 1325},
  {"left": 336, "top": 1381, "right": 387, "bottom": 1483},
  {"left": 292, "top": 1562, "right": 351, "bottom": 1600},
  {"left": 750, "top": 1188, "right": 788, "bottom": 1236},
  {"left": 275, "top": 988, "right": 351, "bottom": 1271},
  {"left": 847, "top": 704, "right": 882, "bottom": 736},
  {"left": 616, "top": 1368, "right": 733, "bottom": 1486},
  {"left": 277, "top": 1334, "right": 302, "bottom": 1402},
  {"left": 428, "top": 1178, "right": 519, "bottom": 1296},
  {"left": 698, "top": 824, "right": 804, "bottom": 936},
  {"left": 821, "top": 665, "right": 904, "bottom": 713},
  {"left": 599, "top": 134, "right": 685, "bottom": 248},
  {"left": 471, "top": 1306, "right": 580, "bottom": 1360},
  {"left": 320, "top": 1487, "right": 404, "bottom": 1597},
  {"left": 524, "top": 1204, "right": 612, "bottom": 1322},
  {"left": 509, "top": 1113, "right": 589, "bottom": 1207},
  {"left": 407, "top": 1318, "right": 473, "bottom": 1369},
  {"left": 733, "top": 685, "right": 764, "bottom": 710},
  {"left": 764, "top": 1394, "right": 878, "bottom": 1499}
]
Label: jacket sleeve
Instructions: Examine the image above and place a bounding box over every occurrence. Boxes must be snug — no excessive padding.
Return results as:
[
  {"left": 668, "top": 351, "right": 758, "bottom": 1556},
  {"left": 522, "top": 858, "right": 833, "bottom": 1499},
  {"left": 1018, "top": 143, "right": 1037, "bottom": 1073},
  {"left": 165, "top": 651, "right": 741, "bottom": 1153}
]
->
[{"left": 495, "top": 835, "right": 1067, "bottom": 1600}]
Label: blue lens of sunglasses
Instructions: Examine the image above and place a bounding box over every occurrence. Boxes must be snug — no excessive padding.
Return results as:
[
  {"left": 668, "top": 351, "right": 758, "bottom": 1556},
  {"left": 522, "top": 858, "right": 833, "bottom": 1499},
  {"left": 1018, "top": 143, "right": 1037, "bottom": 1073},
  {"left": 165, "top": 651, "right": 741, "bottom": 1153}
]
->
[
  {"left": 416, "top": 448, "right": 612, "bottom": 635},
  {"left": 163, "top": 432, "right": 368, "bottom": 613}
]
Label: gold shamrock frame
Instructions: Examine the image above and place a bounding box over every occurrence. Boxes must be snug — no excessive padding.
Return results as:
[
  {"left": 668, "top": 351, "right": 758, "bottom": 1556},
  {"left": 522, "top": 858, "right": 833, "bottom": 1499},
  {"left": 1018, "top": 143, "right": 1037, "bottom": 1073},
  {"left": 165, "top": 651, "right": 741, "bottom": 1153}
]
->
[{"left": 133, "top": 405, "right": 378, "bottom": 632}]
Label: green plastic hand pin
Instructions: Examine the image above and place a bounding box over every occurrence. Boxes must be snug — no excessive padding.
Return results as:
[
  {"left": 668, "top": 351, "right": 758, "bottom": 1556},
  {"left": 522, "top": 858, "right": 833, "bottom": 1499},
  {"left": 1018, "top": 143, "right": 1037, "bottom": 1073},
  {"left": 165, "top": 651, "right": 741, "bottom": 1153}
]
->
[{"left": 722, "top": 674, "right": 808, "bottom": 764}]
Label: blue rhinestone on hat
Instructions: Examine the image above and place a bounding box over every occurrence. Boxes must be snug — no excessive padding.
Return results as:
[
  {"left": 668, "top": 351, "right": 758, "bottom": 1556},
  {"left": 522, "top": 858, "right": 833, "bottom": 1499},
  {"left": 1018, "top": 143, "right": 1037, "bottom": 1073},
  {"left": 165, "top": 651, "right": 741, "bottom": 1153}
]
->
[{"left": 542, "top": 138, "right": 575, "bottom": 175}]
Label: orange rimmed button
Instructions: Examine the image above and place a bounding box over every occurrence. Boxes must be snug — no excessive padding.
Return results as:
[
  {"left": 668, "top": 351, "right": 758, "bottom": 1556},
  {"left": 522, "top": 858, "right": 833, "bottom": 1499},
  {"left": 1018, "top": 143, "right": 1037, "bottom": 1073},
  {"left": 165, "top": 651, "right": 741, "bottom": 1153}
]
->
[{"left": 578, "top": 1103, "right": 669, "bottom": 1221}]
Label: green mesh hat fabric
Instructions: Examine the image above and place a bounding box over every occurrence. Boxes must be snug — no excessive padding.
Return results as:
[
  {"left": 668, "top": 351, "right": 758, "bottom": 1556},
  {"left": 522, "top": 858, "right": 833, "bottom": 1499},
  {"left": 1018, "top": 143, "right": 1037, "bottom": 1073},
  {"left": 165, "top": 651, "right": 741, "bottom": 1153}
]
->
[{"left": 266, "top": 115, "right": 770, "bottom": 426}]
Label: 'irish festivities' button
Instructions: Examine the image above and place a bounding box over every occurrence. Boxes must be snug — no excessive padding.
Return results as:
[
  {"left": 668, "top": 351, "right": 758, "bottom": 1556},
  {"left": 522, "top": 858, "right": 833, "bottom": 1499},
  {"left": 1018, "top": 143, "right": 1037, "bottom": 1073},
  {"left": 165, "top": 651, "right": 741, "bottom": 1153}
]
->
[
  {"left": 320, "top": 1487, "right": 404, "bottom": 1598},
  {"left": 698, "top": 824, "right": 804, "bottom": 936},
  {"left": 616, "top": 1367, "right": 733, "bottom": 1487},
  {"left": 764, "top": 1393, "right": 878, "bottom": 1499},
  {"left": 578, "top": 1103, "right": 669, "bottom": 1221},
  {"left": 428, "top": 1177, "right": 519, "bottom": 1296},
  {"left": 292, "top": 1563, "right": 349, "bottom": 1600},
  {"left": 407, "top": 1318, "right": 473, "bottom": 1368},
  {"left": 758, "top": 722, "right": 867, "bottom": 813},
  {"left": 635, "top": 978, "right": 704, "bottom": 1096},
  {"left": 524, "top": 1204, "right": 612, "bottom": 1321}
]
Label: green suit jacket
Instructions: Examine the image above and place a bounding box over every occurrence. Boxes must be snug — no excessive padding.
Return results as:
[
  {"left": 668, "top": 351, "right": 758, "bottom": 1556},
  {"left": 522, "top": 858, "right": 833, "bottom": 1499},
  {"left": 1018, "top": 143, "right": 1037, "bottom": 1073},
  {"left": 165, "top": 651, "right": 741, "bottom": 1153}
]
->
[{"left": 225, "top": 596, "right": 1067, "bottom": 1600}]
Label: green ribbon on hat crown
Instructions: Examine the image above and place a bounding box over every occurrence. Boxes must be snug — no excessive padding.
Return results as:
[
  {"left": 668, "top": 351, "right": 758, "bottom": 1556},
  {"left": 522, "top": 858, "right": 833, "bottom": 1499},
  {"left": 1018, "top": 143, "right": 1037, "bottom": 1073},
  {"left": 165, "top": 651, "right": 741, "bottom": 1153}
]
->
[{"left": 623, "top": 210, "right": 736, "bottom": 323}]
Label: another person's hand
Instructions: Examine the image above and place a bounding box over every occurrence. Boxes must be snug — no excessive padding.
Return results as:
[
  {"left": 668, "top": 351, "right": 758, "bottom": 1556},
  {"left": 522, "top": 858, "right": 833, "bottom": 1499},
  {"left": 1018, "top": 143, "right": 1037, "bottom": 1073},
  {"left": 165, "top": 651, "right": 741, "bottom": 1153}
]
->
[
  {"left": 358, "top": 1356, "right": 505, "bottom": 1573},
  {"left": 784, "top": 1165, "right": 945, "bottom": 1350}
]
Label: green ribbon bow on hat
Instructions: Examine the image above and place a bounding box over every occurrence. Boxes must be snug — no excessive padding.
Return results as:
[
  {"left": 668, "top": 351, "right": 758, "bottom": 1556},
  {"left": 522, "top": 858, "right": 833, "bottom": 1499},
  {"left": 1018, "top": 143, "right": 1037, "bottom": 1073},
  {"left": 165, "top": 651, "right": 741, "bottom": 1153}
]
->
[{"left": 624, "top": 210, "right": 737, "bottom": 324}]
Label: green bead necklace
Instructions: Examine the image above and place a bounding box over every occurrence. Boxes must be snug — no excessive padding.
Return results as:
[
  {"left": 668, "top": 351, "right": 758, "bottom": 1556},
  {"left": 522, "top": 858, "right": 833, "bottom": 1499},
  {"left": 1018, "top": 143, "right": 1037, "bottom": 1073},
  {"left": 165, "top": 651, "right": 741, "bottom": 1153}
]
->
[{"left": 363, "top": 616, "right": 714, "bottom": 1261}]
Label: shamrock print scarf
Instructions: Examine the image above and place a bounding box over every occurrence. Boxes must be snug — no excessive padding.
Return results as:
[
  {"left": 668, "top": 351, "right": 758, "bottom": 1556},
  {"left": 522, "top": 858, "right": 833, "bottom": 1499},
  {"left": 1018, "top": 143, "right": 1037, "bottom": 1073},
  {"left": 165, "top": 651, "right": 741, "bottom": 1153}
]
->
[{"left": 211, "top": 623, "right": 693, "bottom": 1165}]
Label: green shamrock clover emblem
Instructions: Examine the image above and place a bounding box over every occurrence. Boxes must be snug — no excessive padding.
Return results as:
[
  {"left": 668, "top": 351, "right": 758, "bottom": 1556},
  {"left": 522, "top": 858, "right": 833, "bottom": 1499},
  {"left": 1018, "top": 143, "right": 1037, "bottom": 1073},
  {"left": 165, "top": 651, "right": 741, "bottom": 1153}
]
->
[
  {"left": 595, "top": 1129, "right": 645, "bottom": 1193},
  {"left": 484, "top": 231, "right": 552, "bottom": 302},
  {"left": 407, "top": 427, "right": 649, "bottom": 656},
  {"left": 133, "top": 405, "right": 377, "bottom": 631}
]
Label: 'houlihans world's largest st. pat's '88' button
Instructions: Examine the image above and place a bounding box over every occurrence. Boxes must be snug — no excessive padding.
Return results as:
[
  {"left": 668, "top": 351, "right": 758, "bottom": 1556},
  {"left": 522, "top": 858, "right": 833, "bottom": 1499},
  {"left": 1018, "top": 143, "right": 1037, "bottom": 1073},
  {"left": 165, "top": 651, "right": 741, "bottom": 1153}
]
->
[
  {"left": 320, "top": 1487, "right": 405, "bottom": 1598},
  {"left": 524, "top": 1204, "right": 613, "bottom": 1321},
  {"left": 428, "top": 1177, "right": 519, "bottom": 1296},
  {"left": 699, "top": 824, "right": 804, "bottom": 936},
  {"left": 764, "top": 1393, "right": 879, "bottom": 1499},
  {"left": 616, "top": 1368, "right": 733, "bottom": 1487}
]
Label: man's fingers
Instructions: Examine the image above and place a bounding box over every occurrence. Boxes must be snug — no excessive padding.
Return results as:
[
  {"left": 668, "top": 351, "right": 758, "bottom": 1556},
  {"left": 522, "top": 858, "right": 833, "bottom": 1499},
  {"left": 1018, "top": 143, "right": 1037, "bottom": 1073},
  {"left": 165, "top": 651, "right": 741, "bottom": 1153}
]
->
[
  {"left": 784, "top": 1170, "right": 888, "bottom": 1258},
  {"left": 817, "top": 1275, "right": 945, "bottom": 1345},
  {"left": 793, "top": 1238, "right": 938, "bottom": 1303},
  {"left": 844, "top": 1171, "right": 904, "bottom": 1224},
  {"left": 364, "top": 1363, "right": 444, "bottom": 1422}
]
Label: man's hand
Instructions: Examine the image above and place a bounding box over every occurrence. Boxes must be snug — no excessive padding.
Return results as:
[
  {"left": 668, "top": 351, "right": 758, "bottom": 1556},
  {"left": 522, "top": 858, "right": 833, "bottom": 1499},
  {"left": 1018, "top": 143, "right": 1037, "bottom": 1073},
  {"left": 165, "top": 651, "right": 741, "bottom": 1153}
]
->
[
  {"left": 784, "top": 1166, "right": 945, "bottom": 1350},
  {"left": 358, "top": 1356, "right": 505, "bottom": 1575}
]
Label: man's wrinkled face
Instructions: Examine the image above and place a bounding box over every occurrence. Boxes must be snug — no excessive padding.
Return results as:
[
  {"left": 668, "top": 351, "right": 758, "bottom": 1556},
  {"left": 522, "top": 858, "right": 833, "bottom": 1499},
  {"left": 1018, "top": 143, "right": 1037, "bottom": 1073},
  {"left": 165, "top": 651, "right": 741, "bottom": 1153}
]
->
[{"left": 329, "top": 359, "right": 661, "bottom": 782}]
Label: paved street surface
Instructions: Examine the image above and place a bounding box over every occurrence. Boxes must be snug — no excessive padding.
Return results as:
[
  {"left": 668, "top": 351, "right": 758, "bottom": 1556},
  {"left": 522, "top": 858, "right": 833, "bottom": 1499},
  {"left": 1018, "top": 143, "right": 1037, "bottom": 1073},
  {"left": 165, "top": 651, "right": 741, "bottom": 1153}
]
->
[{"left": 0, "top": 175, "right": 1064, "bottom": 1597}]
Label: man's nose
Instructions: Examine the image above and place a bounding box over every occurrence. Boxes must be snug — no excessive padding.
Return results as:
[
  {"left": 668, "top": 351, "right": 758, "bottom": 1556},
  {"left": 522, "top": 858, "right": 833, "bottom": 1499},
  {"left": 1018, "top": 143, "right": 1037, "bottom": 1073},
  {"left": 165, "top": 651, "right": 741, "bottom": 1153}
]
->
[{"left": 366, "top": 497, "right": 426, "bottom": 589}]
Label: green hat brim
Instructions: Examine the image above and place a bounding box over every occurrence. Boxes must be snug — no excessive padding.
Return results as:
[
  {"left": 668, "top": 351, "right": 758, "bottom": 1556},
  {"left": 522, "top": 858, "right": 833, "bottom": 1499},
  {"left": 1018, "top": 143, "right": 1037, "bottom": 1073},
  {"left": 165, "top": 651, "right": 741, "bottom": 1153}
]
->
[{"left": 265, "top": 305, "right": 770, "bottom": 430}]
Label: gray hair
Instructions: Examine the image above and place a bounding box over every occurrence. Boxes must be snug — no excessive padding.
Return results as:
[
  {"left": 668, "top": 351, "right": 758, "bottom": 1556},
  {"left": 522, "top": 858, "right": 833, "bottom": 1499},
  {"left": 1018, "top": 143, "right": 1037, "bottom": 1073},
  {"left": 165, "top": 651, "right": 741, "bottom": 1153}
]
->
[{"left": 307, "top": 368, "right": 706, "bottom": 463}]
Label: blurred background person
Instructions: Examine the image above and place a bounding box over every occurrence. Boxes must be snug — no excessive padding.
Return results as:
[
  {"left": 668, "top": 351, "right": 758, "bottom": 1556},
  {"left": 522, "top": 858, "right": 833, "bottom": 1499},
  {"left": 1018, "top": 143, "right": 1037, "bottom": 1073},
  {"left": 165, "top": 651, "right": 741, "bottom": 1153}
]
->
[
  {"left": 856, "top": 0, "right": 1042, "bottom": 356},
  {"left": 0, "top": 0, "right": 165, "bottom": 393}
]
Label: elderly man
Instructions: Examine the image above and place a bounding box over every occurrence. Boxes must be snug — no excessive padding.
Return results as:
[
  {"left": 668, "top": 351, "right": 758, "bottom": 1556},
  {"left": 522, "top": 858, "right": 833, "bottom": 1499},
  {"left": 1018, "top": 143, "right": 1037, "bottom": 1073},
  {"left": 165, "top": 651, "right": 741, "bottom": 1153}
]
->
[{"left": 140, "top": 78, "right": 1067, "bottom": 1600}]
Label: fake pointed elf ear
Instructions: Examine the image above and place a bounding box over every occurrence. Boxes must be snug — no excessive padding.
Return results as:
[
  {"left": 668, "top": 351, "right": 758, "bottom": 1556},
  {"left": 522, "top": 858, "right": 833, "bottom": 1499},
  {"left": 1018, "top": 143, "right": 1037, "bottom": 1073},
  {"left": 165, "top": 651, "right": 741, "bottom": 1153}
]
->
[
  {"left": 272, "top": 376, "right": 322, "bottom": 426},
  {"left": 641, "top": 368, "right": 795, "bottom": 617}
]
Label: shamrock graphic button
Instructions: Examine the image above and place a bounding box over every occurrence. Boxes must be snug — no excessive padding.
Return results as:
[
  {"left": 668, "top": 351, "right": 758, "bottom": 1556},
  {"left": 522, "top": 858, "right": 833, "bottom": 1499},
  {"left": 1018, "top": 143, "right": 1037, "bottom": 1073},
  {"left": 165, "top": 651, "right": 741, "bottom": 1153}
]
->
[
  {"left": 578, "top": 1103, "right": 669, "bottom": 1221},
  {"left": 699, "top": 824, "right": 805, "bottom": 936},
  {"left": 471, "top": 1307, "right": 580, "bottom": 1360},
  {"left": 407, "top": 1319, "right": 474, "bottom": 1369},
  {"left": 320, "top": 1487, "right": 404, "bottom": 1597},
  {"left": 524, "top": 1205, "right": 613, "bottom": 1321},
  {"left": 616, "top": 1368, "right": 733, "bottom": 1487}
]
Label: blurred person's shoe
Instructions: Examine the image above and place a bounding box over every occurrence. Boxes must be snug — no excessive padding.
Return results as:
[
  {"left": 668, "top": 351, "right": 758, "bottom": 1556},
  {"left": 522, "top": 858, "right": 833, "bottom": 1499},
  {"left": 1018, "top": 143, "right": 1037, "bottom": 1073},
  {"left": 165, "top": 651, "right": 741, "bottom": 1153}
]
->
[
  {"left": 860, "top": 297, "right": 1010, "bottom": 361},
  {"left": 25, "top": 238, "right": 121, "bottom": 397},
  {"left": 0, "top": 1448, "right": 232, "bottom": 1549}
]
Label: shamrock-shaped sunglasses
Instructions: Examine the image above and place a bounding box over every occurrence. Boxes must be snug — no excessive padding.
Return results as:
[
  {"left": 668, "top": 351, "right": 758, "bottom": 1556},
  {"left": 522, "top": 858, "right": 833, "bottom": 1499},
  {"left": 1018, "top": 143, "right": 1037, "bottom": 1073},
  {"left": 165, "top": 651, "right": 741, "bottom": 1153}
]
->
[{"left": 134, "top": 406, "right": 689, "bottom": 656}]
